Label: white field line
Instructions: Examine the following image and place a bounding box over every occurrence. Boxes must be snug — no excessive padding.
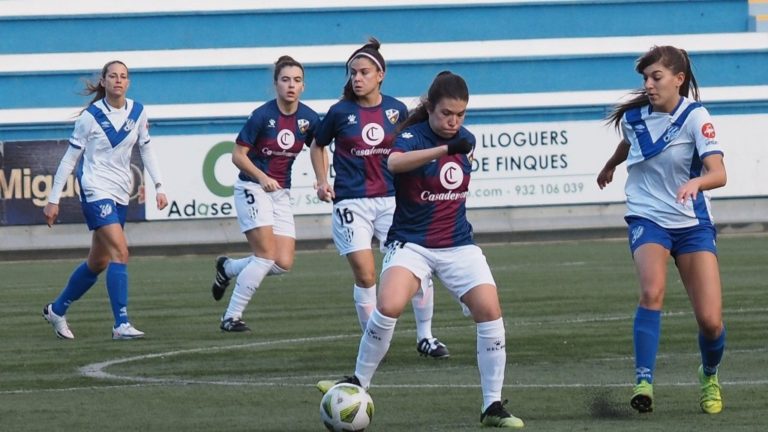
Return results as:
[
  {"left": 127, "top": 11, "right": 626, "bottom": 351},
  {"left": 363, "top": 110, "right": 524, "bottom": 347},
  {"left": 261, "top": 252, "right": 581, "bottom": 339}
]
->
[{"left": 2, "top": 308, "right": 765, "bottom": 395}]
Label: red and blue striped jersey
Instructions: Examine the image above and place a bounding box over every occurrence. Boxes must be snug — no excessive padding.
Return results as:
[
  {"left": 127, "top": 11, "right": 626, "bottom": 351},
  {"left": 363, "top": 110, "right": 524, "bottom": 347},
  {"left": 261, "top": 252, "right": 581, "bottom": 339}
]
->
[
  {"left": 235, "top": 99, "right": 319, "bottom": 188},
  {"left": 314, "top": 95, "right": 408, "bottom": 201}
]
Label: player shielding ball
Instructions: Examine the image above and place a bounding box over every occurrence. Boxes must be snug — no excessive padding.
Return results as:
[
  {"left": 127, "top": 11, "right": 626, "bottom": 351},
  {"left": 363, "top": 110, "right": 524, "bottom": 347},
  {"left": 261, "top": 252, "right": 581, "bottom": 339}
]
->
[
  {"left": 318, "top": 71, "right": 525, "bottom": 429},
  {"left": 597, "top": 45, "right": 727, "bottom": 414}
]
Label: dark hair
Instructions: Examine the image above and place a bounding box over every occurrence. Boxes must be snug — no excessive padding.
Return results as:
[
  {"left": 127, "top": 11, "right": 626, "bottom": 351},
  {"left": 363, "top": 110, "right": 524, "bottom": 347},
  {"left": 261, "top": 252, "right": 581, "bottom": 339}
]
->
[
  {"left": 399, "top": 71, "right": 469, "bottom": 131},
  {"left": 342, "top": 37, "right": 386, "bottom": 101},
  {"left": 607, "top": 45, "right": 699, "bottom": 129},
  {"left": 82, "top": 60, "right": 128, "bottom": 109},
  {"left": 274, "top": 55, "right": 304, "bottom": 82}
]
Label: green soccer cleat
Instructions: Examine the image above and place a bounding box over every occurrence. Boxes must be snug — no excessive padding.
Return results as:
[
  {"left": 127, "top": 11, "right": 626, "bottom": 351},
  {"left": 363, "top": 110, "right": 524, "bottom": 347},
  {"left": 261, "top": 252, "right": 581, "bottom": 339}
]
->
[
  {"left": 316, "top": 375, "right": 362, "bottom": 395},
  {"left": 480, "top": 400, "right": 524, "bottom": 429},
  {"left": 630, "top": 380, "right": 654, "bottom": 413},
  {"left": 698, "top": 365, "right": 723, "bottom": 414}
]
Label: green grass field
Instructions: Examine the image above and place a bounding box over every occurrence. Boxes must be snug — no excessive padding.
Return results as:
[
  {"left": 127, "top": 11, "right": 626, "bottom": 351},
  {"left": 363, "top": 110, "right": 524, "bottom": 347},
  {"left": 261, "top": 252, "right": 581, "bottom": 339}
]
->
[{"left": 1, "top": 234, "right": 766, "bottom": 431}]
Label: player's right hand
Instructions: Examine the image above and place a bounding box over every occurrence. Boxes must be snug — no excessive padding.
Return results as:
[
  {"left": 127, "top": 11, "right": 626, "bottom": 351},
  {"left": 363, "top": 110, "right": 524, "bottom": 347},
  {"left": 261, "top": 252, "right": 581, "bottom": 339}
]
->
[{"left": 447, "top": 138, "right": 473, "bottom": 155}]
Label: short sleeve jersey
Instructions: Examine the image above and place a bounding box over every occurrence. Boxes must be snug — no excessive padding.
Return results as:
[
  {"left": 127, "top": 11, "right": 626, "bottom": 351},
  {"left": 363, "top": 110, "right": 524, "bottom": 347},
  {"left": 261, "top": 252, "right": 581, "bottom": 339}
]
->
[
  {"left": 69, "top": 98, "right": 149, "bottom": 205},
  {"left": 621, "top": 96, "right": 724, "bottom": 228},
  {"left": 235, "top": 100, "right": 319, "bottom": 188},
  {"left": 386, "top": 121, "right": 476, "bottom": 248},
  {"left": 314, "top": 95, "right": 408, "bottom": 202}
]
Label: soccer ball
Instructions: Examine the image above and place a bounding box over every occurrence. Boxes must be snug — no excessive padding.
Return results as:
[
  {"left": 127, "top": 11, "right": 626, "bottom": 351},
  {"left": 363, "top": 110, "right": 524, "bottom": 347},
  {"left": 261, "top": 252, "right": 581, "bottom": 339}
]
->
[{"left": 319, "top": 383, "right": 374, "bottom": 431}]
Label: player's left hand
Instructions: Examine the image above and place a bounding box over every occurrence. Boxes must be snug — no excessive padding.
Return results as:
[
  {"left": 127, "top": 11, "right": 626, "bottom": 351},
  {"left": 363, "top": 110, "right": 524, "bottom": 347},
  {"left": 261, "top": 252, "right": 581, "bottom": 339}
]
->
[{"left": 676, "top": 180, "right": 700, "bottom": 205}]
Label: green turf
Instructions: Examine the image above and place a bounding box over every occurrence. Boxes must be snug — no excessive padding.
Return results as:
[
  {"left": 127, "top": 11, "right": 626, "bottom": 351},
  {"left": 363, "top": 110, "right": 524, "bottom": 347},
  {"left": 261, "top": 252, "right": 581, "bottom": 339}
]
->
[{"left": 1, "top": 234, "right": 766, "bottom": 431}]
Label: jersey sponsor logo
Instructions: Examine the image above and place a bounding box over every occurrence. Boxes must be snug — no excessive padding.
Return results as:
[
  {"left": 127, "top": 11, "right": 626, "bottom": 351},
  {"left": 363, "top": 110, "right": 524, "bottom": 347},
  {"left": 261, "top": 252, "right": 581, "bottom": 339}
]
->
[
  {"left": 347, "top": 114, "right": 357, "bottom": 125},
  {"left": 297, "top": 119, "right": 310, "bottom": 135},
  {"left": 362, "top": 123, "right": 385, "bottom": 146},
  {"left": 632, "top": 124, "right": 646, "bottom": 134},
  {"left": 123, "top": 118, "right": 136, "bottom": 132},
  {"left": 439, "top": 162, "right": 463, "bottom": 190},
  {"left": 400, "top": 132, "right": 413, "bottom": 139},
  {"left": 100, "top": 121, "right": 112, "bottom": 130},
  {"left": 268, "top": 119, "right": 276, "bottom": 128},
  {"left": 701, "top": 122, "right": 716, "bottom": 139},
  {"left": 277, "top": 129, "right": 296, "bottom": 150},
  {"left": 385, "top": 109, "right": 400, "bottom": 125}
]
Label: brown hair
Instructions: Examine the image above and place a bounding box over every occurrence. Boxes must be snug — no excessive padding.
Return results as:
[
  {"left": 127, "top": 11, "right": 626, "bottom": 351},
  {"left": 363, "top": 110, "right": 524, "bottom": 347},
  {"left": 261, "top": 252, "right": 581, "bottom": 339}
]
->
[
  {"left": 342, "top": 37, "right": 386, "bottom": 101},
  {"left": 607, "top": 45, "right": 699, "bottom": 129},
  {"left": 399, "top": 71, "right": 469, "bottom": 131},
  {"left": 82, "top": 60, "right": 128, "bottom": 109},
  {"left": 273, "top": 55, "right": 304, "bottom": 82}
]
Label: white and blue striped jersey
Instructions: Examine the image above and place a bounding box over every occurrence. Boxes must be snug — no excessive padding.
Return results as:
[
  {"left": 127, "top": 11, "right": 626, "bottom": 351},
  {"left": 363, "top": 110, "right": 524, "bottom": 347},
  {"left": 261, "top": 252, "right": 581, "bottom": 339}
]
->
[
  {"left": 51, "top": 98, "right": 151, "bottom": 205},
  {"left": 621, "top": 96, "right": 723, "bottom": 228}
]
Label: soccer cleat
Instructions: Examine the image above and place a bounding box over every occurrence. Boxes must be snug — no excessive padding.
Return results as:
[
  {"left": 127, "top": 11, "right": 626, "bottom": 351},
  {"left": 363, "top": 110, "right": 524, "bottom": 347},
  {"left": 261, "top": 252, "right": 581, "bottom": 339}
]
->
[
  {"left": 112, "top": 322, "right": 145, "bottom": 340},
  {"left": 211, "top": 256, "right": 231, "bottom": 301},
  {"left": 698, "top": 365, "right": 723, "bottom": 414},
  {"left": 220, "top": 317, "right": 250, "bottom": 332},
  {"left": 630, "top": 379, "right": 654, "bottom": 413},
  {"left": 480, "top": 400, "right": 524, "bottom": 429},
  {"left": 42, "top": 304, "right": 74, "bottom": 340},
  {"left": 417, "top": 337, "right": 450, "bottom": 358},
  {"left": 317, "top": 375, "right": 362, "bottom": 395}
]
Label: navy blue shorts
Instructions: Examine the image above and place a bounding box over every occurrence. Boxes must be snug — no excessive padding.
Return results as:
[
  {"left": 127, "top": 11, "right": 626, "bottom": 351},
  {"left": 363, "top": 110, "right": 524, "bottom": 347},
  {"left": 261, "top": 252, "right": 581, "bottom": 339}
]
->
[
  {"left": 625, "top": 216, "right": 717, "bottom": 258},
  {"left": 81, "top": 198, "right": 127, "bottom": 231}
]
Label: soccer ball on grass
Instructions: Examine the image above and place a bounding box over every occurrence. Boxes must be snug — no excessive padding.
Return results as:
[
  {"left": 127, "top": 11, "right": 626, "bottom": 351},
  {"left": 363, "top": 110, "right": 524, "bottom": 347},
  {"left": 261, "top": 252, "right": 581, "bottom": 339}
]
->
[{"left": 319, "top": 383, "right": 374, "bottom": 431}]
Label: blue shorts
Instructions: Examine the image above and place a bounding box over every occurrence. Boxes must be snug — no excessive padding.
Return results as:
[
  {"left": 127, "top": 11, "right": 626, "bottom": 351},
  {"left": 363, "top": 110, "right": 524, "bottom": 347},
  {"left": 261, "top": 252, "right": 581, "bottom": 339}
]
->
[
  {"left": 625, "top": 216, "right": 717, "bottom": 258},
  {"left": 81, "top": 199, "right": 127, "bottom": 231}
]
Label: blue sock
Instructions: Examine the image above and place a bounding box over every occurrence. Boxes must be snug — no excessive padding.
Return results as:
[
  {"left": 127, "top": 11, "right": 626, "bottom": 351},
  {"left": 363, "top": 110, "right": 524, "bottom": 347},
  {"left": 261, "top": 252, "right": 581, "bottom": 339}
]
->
[
  {"left": 634, "top": 306, "right": 661, "bottom": 384},
  {"left": 106, "top": 263, "right": 129, "bottom": 326},
  {"left": 52, "top": 262, "right": 99, "bottom": 316},
  {"left": 699, "top": 327, "right": 726, "bottom": 376}
]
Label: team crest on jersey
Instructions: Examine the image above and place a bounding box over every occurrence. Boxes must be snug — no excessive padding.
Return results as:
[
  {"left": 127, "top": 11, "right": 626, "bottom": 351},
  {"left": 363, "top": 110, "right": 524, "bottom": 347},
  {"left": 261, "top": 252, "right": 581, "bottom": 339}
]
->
[
  {"left": 268, "top": 119, "right": 276, "bottom": 128},
  {"left": 123, "top": 119, "right": 136, "bottom": 132},
  {"left": 400, "top": 132, "right": 413, "bottom": 139},
  {"left": 297, "top": 119, "right": 310, "bottom": 135},
  {"left": 347, "top": 114, "right": 357, "bottom": 125},
  {"left": 662, "top": 125, "right": 681, "bottom": 143},
  {"left": 385, "top": 109, "right": 400, "bottom": 125},
  {"left": 701, "top": 122, "right": 716, "bottom": 139}
]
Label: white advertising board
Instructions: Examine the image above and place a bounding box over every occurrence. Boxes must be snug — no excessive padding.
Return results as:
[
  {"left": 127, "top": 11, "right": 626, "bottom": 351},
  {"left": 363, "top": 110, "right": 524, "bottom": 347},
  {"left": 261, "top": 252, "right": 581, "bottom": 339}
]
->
[{"left": 144, "top": 114, "right": 767, "bottom": 220}]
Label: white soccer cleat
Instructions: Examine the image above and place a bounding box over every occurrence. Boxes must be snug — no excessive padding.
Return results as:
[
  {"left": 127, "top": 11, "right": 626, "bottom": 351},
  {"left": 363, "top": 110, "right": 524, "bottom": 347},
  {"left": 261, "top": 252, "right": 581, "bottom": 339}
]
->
[
  {"left": 112, "top": 322, "right": 145, "bottom": 340},
  {"left": 43, "top": 304, "right": 74, "bottom": 340}
]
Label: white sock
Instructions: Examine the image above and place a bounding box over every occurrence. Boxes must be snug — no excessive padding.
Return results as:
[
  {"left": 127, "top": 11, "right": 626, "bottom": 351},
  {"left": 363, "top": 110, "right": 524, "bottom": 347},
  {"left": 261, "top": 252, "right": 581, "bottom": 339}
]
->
[
  {"left": 477, "top": 318, "right": 506, "bottom": 411},
  {"left": 224, "top": 256, "right": 252, "bottom": 278},
  {"left": 353, "top": 284, "right": 377, "bottom": 332},
  {"left": 267, "top": 263, "right": 288, "bottom": 276},
  {"left": 355, "top": 309, "right": 397, "bottom": 388},
  {"left": 224, "top": 256, "right": 274, "bottom": 320},
  {"left": 412, "top": 278, "right": 434, "bottom": 341}
]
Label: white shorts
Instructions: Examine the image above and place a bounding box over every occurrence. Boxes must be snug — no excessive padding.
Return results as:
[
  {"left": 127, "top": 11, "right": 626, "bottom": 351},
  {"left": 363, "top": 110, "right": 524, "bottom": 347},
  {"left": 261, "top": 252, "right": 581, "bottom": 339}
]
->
[
  {"left": 234, "top": 179, "right": 295, "bottom": 238},
  {"left": 382, "top": 241, "right": 496, "bottom": 315},
  {"left": 332, "top": 197, "right": 395, "bottom": 255}
]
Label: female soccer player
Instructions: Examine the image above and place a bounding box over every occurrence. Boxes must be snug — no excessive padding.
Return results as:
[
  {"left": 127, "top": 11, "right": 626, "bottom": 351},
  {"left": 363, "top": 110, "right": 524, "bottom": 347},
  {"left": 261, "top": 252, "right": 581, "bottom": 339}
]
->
[
  {"left": 210, "top": 56, "right": 320, "bottom": 332},
  {"left": 597, "top": 45, "right": 727, "bottom": 414},
  {"left": 43, "top": 60, "right": 168, "bottom": 340},
  {"left": 309, "top": 38, "right": 448, "bottom": 358},
  {"left": 319, "top": 71, "right": 524, "bottom": 429}
]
